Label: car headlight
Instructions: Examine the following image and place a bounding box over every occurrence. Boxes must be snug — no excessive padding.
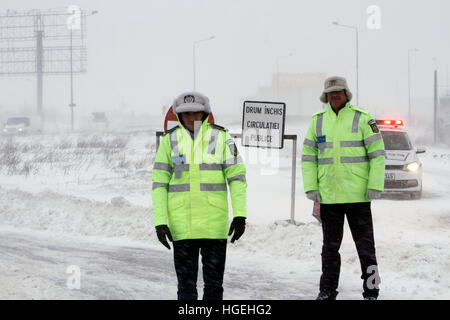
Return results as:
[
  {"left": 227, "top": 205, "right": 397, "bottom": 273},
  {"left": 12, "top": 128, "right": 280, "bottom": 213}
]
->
[
  {"left": 18, "top": 128, "right": 23, "bottom": 132},
  {"left": 406, "top": 162, "right": 420, "bottom": 172}
]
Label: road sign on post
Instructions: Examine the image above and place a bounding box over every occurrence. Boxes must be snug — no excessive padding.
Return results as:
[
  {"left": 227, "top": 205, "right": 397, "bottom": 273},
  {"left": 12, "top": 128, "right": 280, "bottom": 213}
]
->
[
  {"left": 241, "top": 100, "right": 300, "bottom": 226},
  {"left": 242, "top": 101, "right": 286, "bottom": 149}
]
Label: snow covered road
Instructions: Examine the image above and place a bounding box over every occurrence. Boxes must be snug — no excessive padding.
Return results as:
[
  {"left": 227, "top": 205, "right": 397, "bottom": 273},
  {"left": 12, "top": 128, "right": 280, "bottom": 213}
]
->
[
  {"left": 0, "top": 226, "right": 320, "bottom": 300},
  {"left": 0, "top": 227, "right": 175, "bottom": 299}
]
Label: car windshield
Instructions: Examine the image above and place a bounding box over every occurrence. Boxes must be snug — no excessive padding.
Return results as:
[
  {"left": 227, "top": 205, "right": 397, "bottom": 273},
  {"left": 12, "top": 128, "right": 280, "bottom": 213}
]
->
[
  {"left": 381, "top": 131, "right": 412, "bottom": 150},
  {"left": 6, "top": 117, "right": 30, "bottom": 126}
]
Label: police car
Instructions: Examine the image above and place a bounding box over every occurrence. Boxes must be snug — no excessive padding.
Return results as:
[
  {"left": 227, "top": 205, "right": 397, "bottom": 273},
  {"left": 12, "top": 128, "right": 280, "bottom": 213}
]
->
[{"left": 378, "top": 120, "right": 426, "bottom": 199}]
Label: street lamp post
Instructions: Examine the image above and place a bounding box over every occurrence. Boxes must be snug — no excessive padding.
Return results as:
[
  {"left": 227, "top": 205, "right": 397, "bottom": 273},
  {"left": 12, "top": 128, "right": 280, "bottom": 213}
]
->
[
  {"left": 276, "top": 52, "right": 293, "bottom": 99},
  {"left": 193, "top": 35, "right": 215, "bottom": 91},
  {"left": 69, "top": 9, "right": 98, "bottom": 131},
  {"left": 332, "top": 21, "right": 359, "bottom": 106},
  {"left": 408, "top": 48, "right": 419, "bottom": 126},
  {"left": 70, "top": 26, "right": 74, "bottom": 130}
]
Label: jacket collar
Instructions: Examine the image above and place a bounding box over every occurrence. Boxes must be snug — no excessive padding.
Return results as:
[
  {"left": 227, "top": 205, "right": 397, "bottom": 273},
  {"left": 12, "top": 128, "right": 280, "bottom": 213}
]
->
[{"left": 326, "top": 101, "right": 352, "bottom": 115}]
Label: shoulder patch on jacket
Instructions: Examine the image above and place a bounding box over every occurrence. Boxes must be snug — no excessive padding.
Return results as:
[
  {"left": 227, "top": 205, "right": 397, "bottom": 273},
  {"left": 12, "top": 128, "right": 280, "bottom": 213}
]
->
[
  {"left": 210, "top": 123, "right": 228, "bottom": 132},
  {"left": 368, "top": 120, "right": 379, "bottom": 133},
  {"left": 227, "top": 140, "right": 239, "bottom": 157},
  {"left": 163, "top": 125, "right": 179, "bottom": 136}
]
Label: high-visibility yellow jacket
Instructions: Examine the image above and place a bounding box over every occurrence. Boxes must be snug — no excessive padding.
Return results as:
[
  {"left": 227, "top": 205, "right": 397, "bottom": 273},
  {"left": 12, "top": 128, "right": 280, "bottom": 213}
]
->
[
  {"left": 152, "top": 115, "right": 247, "bottom": 241},
  {"left": 301, "top": 102, "right": 386, "bottom": 204}
]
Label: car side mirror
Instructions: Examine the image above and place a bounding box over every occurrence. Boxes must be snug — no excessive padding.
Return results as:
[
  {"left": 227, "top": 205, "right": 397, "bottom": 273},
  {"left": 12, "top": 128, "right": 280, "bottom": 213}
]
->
[{"left": 416, "top": 147, "right": 426, "bottom": 154}]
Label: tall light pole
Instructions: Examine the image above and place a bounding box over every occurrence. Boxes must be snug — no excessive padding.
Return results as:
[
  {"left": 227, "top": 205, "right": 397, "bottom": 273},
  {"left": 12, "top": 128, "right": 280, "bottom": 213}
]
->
[
  {"left": 69, "top": 9, "right": 98, "bottom": 131},
  {"left": 332, "top": 21, "right": 359, "bottom": 106},
  {"left": 193, "top": 35, "right": 215, "bottom": 91},
  {"left": 70, "top": 26, "right": 74, "bottom": 130},
  {"left": 408, "top": 48, "right": 419, "bottom": 126},
  {"left": 433, "top": 57, "right": 449, "bottom": 96},
  {"left": 276, "top": 52, "right": 293, "bottom": 99}
]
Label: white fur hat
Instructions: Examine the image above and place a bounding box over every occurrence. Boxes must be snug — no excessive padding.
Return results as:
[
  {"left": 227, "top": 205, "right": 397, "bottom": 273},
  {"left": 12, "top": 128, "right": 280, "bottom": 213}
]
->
[
  {"left": 172, "top": 91, "right": 211, "bottom": 115},
  {"left": 320, "top": 76, "right": 353, "bottom": 103}
]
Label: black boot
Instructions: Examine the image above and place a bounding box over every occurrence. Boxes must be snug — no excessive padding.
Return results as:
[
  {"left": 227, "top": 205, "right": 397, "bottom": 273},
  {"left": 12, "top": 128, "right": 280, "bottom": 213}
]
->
[{"left": 316, "top": 291, "right": 338, "bottom": 300}]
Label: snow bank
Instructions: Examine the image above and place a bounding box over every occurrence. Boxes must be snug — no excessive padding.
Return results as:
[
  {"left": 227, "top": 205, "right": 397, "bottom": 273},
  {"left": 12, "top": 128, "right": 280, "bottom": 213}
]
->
[
  {"left": 0, "top": 131, "right": 156, "bottom": 177},
  {"left": 0, "top": 187, "right": 157, "bottom": 242}
]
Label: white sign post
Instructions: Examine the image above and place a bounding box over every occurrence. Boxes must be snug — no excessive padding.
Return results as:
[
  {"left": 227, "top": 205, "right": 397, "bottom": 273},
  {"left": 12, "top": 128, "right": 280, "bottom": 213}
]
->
[{"left": 242, "top": 101, "right": 286, "bottom": 149}]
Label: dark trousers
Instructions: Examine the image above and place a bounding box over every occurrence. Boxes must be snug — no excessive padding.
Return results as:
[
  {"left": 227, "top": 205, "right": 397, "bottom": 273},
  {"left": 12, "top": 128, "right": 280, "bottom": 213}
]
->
[
  {"left": 320, "top": 202, "right": 380, "bottom": 298},
  {"left": 173, "top": 239, "right": 227, "bottom": 300}
]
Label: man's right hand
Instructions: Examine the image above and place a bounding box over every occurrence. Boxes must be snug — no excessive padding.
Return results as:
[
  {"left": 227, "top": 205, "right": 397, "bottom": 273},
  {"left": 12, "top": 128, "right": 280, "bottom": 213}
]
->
[
  {"left": 306, "top": 190, "right": 321, "bottom": 203},
  {"left": 155, "top": 225, "right": 173, "bottom": 250}
]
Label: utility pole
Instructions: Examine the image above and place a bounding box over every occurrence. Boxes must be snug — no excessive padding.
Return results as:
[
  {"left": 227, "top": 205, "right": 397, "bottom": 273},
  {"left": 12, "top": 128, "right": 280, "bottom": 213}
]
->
[{"left": 433, "top": 57, "right": 449, "bottom": 96}]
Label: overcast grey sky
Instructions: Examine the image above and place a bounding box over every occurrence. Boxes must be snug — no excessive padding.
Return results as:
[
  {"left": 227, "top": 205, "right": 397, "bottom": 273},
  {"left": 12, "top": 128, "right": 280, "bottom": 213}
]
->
[{"left": 0, "top": 0, "right": 449, "bottom": 121}]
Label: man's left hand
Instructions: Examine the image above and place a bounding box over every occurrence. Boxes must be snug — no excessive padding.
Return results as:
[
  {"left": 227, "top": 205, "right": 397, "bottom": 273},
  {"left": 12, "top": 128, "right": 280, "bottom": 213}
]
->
[{"left": 228, "top": 217, "right": 246, "bottom": 243}]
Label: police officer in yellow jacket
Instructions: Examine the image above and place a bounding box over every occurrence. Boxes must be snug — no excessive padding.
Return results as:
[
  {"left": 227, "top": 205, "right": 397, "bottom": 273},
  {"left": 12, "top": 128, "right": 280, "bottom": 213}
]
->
[
  {"left": 152, "top": 91, "right": 247, "bottom": 300},
  {"left": 302, "top": 77, "right": 385, "bottom": 300}
]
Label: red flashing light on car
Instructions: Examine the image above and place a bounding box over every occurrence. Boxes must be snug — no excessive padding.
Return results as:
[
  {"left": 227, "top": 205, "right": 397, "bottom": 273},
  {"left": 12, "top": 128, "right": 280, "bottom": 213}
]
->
[{"left": 376, "top": 119, "right": 404, "bottom": 128}]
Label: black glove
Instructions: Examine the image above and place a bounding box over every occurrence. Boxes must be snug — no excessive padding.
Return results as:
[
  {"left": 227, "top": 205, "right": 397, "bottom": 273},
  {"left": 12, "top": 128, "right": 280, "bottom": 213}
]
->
[
  {"left": 228, "top": 217, "right": 246, "bottom": 243},
  {"left": 156, "top": 225, "right": 173, "bottom": 250}
]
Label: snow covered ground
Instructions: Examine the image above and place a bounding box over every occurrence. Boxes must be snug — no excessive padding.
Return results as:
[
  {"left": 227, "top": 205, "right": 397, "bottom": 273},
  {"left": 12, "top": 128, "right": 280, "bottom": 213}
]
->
[{"left": 0, "top": 120, "right": 449, "bottom": 300}]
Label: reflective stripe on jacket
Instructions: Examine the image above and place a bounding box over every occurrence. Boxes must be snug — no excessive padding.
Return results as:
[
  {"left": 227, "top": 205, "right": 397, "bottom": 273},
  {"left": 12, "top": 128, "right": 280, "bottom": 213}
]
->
[
  {"left": 301, "top": 102, "right": 385, "bottom": 204},
  {"left": 152, "top": 115, "right": 247, "bottom": 240}
]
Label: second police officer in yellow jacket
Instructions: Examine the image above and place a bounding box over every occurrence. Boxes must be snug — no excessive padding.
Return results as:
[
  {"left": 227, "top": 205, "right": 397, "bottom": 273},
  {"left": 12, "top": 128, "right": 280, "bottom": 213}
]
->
[
  {"left": 302, "top": 76, "right": 385, "bottom": 300},
  {"left": 152, "top": 92, "right": 247, "bottom": 300}
]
